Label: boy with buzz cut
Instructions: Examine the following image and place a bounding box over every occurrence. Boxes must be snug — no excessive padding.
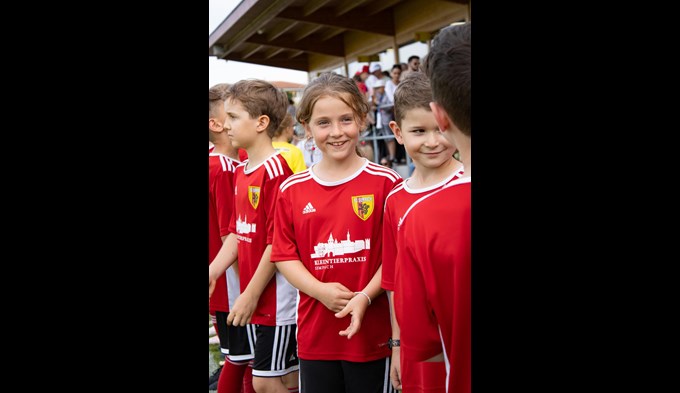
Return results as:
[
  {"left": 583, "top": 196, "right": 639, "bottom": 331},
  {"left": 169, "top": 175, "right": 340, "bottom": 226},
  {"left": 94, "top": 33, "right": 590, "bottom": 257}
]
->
[
  {"left": 382, "top": 72, "right": 464, "bottom": 393},
  {"left": 394, "top": 22, "right": 471, "bottom": 393},
  {"left": 209, "top": 79, "right": 299, "bottom": 393},
  {"left": 208, "top": 84, "right": 256, "bottom": 393}
]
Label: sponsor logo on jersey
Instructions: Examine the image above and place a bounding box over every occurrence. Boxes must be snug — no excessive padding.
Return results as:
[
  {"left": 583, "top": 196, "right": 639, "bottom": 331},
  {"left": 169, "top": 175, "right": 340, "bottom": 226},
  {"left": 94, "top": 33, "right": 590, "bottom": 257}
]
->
[
  {"left": 352, "top": 194, "right": 374, "bottom": 221},
  {"left": 311, "top": 231, "right": 370, "bottom": 259},
  {"left": 248, "top": 186, "right": 261, "bottom": 209},
  {"left": 236, "top": 215, "right": 256, "bottom": 235}
]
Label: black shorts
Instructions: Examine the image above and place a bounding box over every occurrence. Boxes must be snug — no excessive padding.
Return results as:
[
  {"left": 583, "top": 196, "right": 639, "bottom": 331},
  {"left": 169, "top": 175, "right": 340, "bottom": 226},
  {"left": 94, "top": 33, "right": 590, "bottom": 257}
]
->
[
  {"left": 299, "top": 357, "right": 393, "bottom": 393},
  {"left": 215, "top": 311, "right": 256, "bottom": 363},
  {"left": 252, "top": 324, "right": 299, "bottom": 377}
]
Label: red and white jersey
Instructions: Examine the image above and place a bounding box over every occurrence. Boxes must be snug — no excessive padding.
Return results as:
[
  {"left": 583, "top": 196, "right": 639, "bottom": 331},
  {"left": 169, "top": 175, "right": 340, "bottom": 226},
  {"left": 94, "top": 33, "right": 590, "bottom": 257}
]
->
[
  {"left": 209, "top": 152, "right": 241, "bottom": 313},
  {"left": 271, "top": 159, "right": 403, "bottom": 362},
  {"left": 228, "top": 153, "right": 296, "bottom": 326},
  {"left": 394, "top": 178, "right": 471, "bottom": 393},
  {"left": 381, "top": 166, "right": 464, "bottom": 291}
]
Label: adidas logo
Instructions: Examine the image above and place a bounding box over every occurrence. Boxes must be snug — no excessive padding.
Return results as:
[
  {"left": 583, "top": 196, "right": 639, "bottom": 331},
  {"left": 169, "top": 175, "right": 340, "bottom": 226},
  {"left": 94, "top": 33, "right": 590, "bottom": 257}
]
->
[{"left": 302, "top": 202, "right": 316, "bottom": 214}]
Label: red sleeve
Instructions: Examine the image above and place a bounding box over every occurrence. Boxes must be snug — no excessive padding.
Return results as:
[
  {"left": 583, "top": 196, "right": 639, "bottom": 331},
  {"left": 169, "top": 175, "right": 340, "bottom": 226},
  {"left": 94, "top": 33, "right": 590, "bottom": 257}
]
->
[
  {"left": 270, "top": 189, "right": 300, "bottom": 262},
  {"left": 214, "top": 169, "right": 234, "bottom": 237},
  {"left": 264, "top": 162, "right": 292, "bottom": 245},
  {"left": 227, "top": 171, "right": 239, "bottom": 235},
  {"left": 381, "top": 198, "right": 397, "bottom": 290}
]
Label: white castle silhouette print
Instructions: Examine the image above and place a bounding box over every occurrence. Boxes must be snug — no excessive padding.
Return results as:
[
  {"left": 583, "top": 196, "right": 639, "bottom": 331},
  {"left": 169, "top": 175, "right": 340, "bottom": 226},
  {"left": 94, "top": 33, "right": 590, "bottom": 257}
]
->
[
  {"left": 236, "top": 215, "right": 256, "bottom": 234},
  {"left": 311, "top": 231, "right": 370, "bottom": 258}
]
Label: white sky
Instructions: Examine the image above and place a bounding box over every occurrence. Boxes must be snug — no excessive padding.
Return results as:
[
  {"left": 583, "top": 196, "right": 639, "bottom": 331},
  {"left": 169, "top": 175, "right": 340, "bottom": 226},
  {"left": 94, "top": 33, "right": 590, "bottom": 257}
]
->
[{"left": 209, "top": 0, "right": 429, "bottom": 87}]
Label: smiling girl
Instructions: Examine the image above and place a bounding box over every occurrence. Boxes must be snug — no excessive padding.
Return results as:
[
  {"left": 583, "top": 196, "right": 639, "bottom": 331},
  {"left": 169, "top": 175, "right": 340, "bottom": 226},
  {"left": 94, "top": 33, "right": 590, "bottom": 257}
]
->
[{"left": 270, "top": 72, "right": 402, "bottom": 393}]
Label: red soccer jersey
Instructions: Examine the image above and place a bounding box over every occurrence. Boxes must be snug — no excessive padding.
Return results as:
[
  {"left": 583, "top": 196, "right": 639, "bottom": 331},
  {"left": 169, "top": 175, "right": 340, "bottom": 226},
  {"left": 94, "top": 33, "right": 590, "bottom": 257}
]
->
[
  {"left": 394, "top": 178, "right": 471, "bottom": 393},
  {"left": 271, "top": 159, "right": 403, "bottom": 362},
  {"left": 228, "top": 153, "right": 296, "bottom": 326},
  {"left": 209, "top": 152, "right": 241, "bottom": 313},
  {"left": 382, "top": 166, "right": 462, "bottom": 393},
  {"left": 381, "top": 166, "right": 464, "bottom": 291}
]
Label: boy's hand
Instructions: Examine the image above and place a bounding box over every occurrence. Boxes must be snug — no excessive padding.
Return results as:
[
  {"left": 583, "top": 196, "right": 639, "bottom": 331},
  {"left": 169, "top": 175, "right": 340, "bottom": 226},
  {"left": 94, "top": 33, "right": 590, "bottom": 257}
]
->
[
  {"left": 390, "top": 348, "right": 402, "bottom": 390},
  {"left": 316, "top": 282, "right": 355, "bottom": 313},
  {"left": 227, "top": 291, "right": 258, "bottom": 326}
]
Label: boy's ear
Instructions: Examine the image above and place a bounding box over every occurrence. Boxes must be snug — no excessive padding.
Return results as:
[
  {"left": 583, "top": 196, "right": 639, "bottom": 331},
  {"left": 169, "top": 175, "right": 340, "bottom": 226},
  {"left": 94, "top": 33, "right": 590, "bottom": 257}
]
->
[
  {"left": 430, "top": 101, "right": 450, "bottom": 132},
  {"left": 256, "top": 115, "right": 270, "bottom": 133},
  {"left": 209, "top": 117, "right": 222, "bottom": 133},
  {"left": 388, "top": 121, "right": 404, "bottom": 145}
]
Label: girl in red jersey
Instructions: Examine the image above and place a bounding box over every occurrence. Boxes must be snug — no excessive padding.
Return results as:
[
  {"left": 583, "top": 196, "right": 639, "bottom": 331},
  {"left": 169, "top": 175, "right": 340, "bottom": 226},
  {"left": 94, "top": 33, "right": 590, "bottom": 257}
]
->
[{"left": 271, "top": 72, "right": 402, "bottom": 393}]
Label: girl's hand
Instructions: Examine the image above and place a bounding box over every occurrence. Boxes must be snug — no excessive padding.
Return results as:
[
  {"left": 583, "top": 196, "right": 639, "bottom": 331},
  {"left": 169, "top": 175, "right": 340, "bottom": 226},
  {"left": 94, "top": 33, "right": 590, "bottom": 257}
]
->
[
  {"left": 335, "top": 293, "right": 370, "bottom": 339},
  {"left": 316, "top": 282, "right": 355, "bottom": 313}
]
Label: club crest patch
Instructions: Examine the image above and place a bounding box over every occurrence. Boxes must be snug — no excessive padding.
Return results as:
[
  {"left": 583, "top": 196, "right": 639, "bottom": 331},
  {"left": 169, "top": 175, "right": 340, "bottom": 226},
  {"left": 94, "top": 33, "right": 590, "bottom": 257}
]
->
[
  {"left": 248, "top": 186, "right": 261, "bottom": 209},
  {"left": 352, "top": 194, "right": 374, "bottom": 221}
]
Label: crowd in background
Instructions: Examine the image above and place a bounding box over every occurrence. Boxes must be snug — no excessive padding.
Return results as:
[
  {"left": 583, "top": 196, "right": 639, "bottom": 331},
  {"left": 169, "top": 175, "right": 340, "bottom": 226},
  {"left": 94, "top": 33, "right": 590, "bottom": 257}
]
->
[{"left": 208, "top": 22, "right": 470, "bottom": 393}]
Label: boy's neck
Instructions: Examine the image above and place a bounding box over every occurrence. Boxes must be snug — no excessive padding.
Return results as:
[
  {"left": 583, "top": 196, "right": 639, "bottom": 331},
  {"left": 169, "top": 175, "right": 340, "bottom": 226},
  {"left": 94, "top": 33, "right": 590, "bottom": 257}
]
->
[
  {"left": 455, "top": 135, "right": 471, "bottom": 178},
  {"left": 410, "top": 158, "right": 463, "bottom": 188},
  {"left": 244, "top": 138, "right": 277, "bottom": 168}
]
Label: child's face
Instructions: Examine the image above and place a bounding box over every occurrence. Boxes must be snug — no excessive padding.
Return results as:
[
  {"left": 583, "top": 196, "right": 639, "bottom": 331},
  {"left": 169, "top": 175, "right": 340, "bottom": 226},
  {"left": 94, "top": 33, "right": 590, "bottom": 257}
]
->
[
  {"left": 307, "top": 95, "right": 361, "bottom": 162},
  {"left": 390, "top": 68, "right": 401, "bottom": 81},
  {"left": 394, "top": 107, "right": 456, "bottom": 169},
  {"left": 225, "top": 98, "right": 259, "bottom": 150}
]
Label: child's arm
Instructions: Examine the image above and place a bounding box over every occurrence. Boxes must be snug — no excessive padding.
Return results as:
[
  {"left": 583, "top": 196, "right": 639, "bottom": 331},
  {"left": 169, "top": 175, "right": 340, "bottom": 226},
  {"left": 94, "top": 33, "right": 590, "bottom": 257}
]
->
[
  {"left": 209, "top": 233, "right": 239, "bottom": 297},
  {"left": 335, "top": 265, "right": 385, "bottom": 339},
  {"left": 388, "top": 290, "right": 402, "bottom": 390},
  {"left": 275, "top": 260, "right": 355, "bottom": 313},
  {"left": 227, "top": 245, "right": 276, "bottom": 326}
]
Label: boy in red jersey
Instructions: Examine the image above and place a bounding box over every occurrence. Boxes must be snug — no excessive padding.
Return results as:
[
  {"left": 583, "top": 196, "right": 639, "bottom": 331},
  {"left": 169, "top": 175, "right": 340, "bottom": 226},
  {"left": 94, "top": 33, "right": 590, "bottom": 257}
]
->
[
  {"left": 394, "top": 23, "right": 471, "bottom": 393},
  {"left": 271, "top": 72, "right": 402, "bottom": 393},
  {"left": 208, "top": 84, "right": 255, "bottom": 393},
  {"left": 382, "top": 72, "right": 464, "bottom": 392},
  {"left": 209, "top": 79, "right": 298, "bottom": 393}
]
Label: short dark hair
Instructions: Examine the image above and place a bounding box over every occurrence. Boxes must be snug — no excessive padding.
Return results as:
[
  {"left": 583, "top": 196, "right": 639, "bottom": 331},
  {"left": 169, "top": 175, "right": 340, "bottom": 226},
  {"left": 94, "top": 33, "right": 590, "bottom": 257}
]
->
[
  {"left": 209, "top": 83, "right": 230, "bottom": 116},
  {"left": 393, "top": 72, "right": 432, "bottom": 126},
  {"left": 408, "top": 55, "right": 420, "bottom": 63},
  {"left": 423, "top": 23, "right": 470, "bottom": 135}
]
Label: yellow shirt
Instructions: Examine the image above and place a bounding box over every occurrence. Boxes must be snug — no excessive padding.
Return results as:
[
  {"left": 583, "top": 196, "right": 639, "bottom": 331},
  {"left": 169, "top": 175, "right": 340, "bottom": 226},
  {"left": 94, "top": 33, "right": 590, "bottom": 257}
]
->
[{"left": 272, "top": 141, "right": 307, "bottom": 173}]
